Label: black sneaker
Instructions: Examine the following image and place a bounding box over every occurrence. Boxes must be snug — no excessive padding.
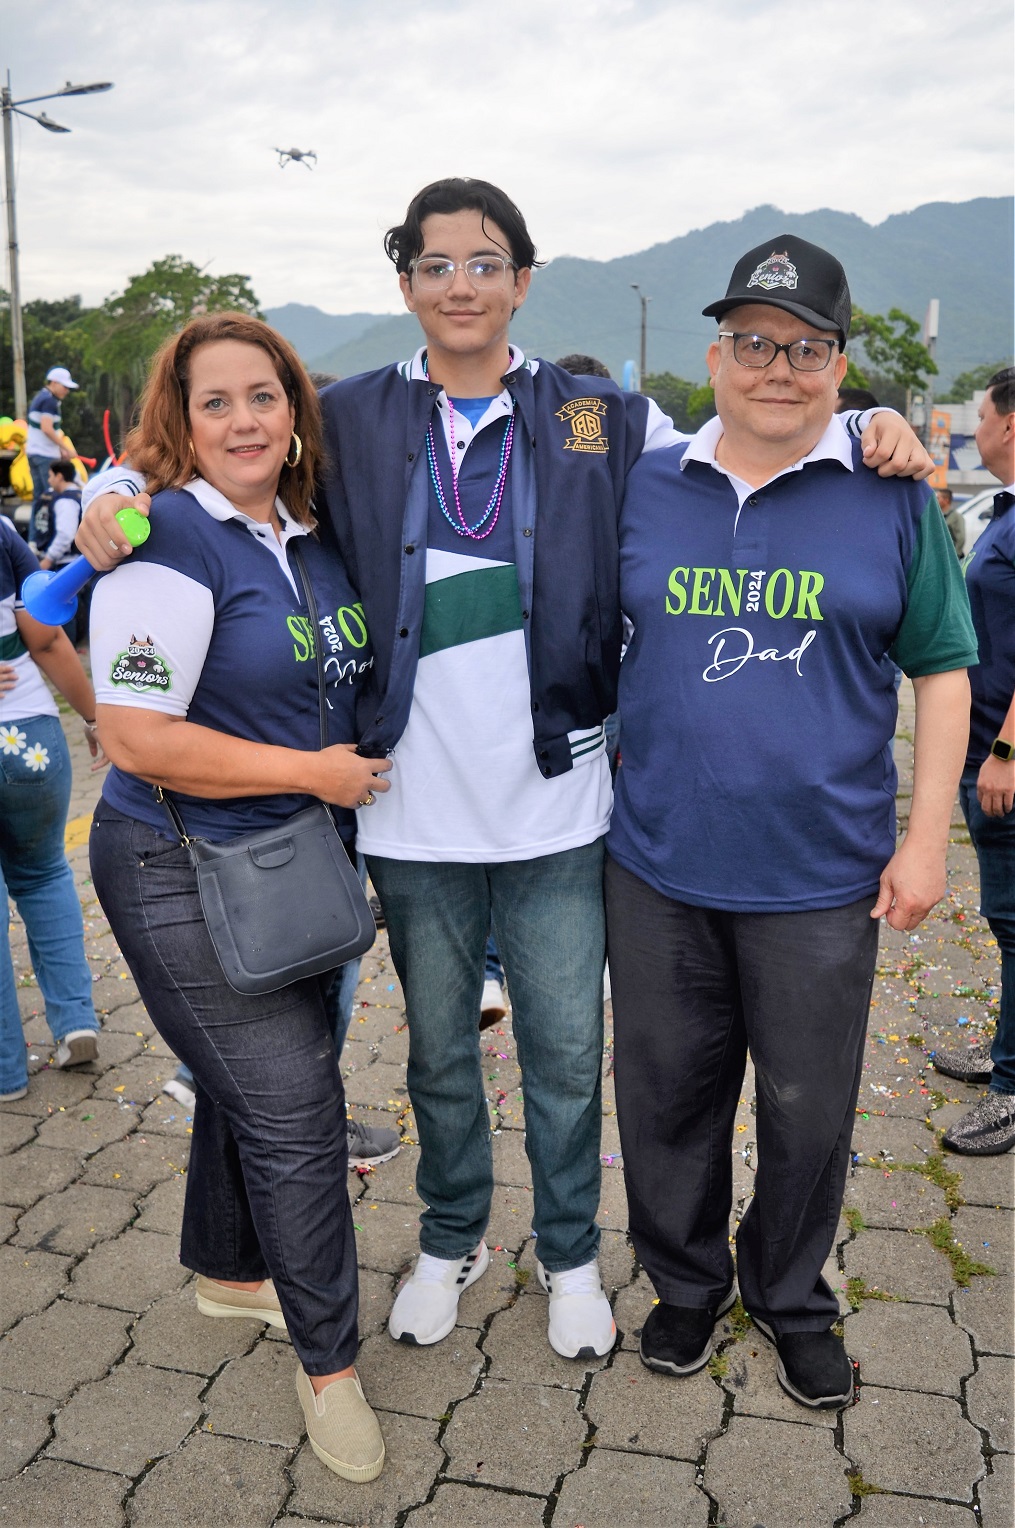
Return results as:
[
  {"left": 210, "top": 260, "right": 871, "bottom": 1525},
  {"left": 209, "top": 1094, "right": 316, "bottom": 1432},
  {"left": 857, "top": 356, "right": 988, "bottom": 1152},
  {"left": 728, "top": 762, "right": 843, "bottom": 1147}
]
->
[
  {"left": 639, "top": 1285, "right": 736, "bottom": 1376},
  {"left": 932, "top": 1041, "right": 994, "bottom": 1084},
  {"left": 752, "top": 1317, "right": 853, "bottom": 1408},
  {"left": 943, "top": 1092, "right": 1015, "bottom": 1155}
]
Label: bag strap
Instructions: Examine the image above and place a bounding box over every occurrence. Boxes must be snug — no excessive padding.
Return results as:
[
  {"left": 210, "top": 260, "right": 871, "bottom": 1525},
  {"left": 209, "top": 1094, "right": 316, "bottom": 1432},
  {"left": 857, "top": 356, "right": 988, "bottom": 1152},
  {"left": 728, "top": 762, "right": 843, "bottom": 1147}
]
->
[
  {"left": 154, "top": 532, "right": 329, "bottom": 843},
  {"left": 290, "top": 540, "right": 328, "bottom": 751}
]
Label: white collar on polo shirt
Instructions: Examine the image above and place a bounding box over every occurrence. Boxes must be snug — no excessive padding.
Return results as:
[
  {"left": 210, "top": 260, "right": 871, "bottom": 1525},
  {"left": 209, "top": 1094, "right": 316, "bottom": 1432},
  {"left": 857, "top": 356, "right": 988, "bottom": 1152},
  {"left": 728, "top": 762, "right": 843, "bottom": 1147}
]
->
[
  {"left": 185, "top": 477, "right": 310, "bottom": 595},
  {"left": 678, "top": 413, "right": 854, "bottom": 511}
]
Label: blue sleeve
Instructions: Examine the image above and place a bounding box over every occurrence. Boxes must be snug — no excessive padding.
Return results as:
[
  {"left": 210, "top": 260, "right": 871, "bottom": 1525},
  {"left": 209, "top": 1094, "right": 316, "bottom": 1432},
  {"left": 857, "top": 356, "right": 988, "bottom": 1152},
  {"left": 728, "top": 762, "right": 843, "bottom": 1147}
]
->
[{"left": 1, "top": 519, "right": 42, "bottom": 596}]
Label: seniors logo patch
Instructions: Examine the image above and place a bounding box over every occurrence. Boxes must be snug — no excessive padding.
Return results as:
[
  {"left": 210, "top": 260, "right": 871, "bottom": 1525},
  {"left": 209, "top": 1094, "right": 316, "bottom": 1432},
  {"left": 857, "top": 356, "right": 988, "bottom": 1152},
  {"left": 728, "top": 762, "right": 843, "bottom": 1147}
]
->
[
  {"left": 556, "top": 397, "right": 609, "bottom": 454},
  {"left": 747, "top": 252, "right": 799, "bottom": 292},
  {"left": 110, "top": 634, "right": 173, "bottom": 693}
]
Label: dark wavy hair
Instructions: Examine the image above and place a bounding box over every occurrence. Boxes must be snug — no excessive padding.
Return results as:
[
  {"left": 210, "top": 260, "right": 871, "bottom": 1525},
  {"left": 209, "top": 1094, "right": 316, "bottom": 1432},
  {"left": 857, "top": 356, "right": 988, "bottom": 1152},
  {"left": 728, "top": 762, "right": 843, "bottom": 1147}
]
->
[
  {"left": 124, "top": 312, "right": 323, "bottom": 526},
  {"left": 384, "top": 177, "right": 543, "bottom": 275},
  {"left": 986, "top": 366, "right": 1015, "bottom": 416}
]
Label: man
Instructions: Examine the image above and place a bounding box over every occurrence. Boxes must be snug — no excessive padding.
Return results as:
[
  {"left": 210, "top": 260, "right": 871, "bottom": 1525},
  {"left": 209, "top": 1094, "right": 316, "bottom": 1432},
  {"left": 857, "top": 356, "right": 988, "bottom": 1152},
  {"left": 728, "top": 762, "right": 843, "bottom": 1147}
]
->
[
  {"left": 26, "top": 367, "right": 77, "bottom": 544},
  {"left": 937, "top": 487, "right": 966, "bottom": 558},
  {"left": 35, "top": 460, "right": 83, "bottom": 572},
  {"left": 605, "top": 235, "right": 976, "bottom": 1407},
  {"left": 934, "top": 366, "right": 1015, "bottom": 1154},
  {"left": 77, "top": 183, "right": 933, "bottom": 1364}
]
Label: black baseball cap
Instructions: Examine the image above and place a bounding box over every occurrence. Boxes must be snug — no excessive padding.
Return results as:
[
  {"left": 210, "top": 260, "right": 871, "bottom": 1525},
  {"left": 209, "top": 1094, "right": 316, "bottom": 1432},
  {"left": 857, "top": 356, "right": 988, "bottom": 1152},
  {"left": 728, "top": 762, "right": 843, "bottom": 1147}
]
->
[{"left": 702, "top": 234, "right": 851, "bottom": 346}]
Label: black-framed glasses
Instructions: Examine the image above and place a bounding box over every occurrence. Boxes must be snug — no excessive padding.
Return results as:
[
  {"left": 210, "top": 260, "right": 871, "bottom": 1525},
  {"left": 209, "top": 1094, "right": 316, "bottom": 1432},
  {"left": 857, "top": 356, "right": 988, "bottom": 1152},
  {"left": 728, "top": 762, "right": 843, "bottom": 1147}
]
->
[
  {"left": 408, "top": 255, "right": 517, "bottom": 290},
  {"left": 717, "top": 330, "right": 839, "bottom": 372}
]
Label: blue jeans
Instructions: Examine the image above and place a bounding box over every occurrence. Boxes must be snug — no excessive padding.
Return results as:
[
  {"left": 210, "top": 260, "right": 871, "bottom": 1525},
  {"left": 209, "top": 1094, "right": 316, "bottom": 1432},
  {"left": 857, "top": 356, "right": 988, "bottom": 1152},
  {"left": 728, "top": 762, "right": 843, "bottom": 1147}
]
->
[
  {"left": 960, "top": 772, "right": 1015, "bottom": 1094},
  {"left": 89, "top": 799, "right": 359, "bottom": 1374},
  {"left": 27, "top": 455, "right": 56, "bottom": 544},
  {"left": 367, "top": 838, "right": 606, "bottom": 1271},
  {"left": 174, "top": 854, "right": 365, "bottom": 1092},
  {"left": 1, "top": 715, "right": 98, "bottom": 1094}
]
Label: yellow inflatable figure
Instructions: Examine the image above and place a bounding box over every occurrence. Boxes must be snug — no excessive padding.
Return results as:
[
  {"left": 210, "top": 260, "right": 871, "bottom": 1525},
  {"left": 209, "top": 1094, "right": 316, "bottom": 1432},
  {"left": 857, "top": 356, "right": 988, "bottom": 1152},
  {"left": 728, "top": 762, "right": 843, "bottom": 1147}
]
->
[{"left": 3, "top": 424, "right": 87, "bottom": 499}]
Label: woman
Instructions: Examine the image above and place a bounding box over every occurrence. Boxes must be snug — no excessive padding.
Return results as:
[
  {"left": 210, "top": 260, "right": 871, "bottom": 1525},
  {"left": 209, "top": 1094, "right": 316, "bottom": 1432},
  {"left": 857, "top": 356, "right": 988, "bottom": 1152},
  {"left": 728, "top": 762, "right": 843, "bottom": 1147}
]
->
[
  {"left": 1, "top": 518, "right": 104, "bottom": 1101},
  {"left": 88, "top": 313, "right": 392, "bottom": 1482}
]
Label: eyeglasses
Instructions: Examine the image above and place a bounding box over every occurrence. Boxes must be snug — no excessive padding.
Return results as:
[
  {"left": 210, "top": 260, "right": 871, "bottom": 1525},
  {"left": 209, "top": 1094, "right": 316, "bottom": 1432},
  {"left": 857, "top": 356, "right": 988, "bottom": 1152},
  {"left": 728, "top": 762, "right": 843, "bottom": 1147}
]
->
[
  {"left": 408, "top": 255, "right": 517, "bottom": 291},
  {"left": 717, "top": 331, "right": 839, "bottom": 372}
]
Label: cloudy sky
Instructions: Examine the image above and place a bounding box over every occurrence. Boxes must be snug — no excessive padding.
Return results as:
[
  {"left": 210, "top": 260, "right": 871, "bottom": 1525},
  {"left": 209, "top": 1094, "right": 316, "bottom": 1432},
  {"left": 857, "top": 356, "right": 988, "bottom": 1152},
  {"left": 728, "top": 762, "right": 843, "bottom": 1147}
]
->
[{"left": 5, "top": 0, "right": 1013, "bottom": 318}]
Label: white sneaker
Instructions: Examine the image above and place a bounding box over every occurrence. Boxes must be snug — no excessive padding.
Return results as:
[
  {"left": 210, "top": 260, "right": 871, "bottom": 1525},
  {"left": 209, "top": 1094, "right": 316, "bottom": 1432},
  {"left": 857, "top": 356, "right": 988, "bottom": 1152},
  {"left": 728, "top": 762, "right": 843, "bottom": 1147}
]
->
[
  {"left": 163, "top": 1077, "right": 197, "bottom": 1112},
  {"left": 52, "top": 1030, "right": 98, "bottom": 1068},
  {"left": 538, "top": 1258, "right": 617, "bottom": 1359},
  {"left": 388, "top": 1241, "right": 490, "bottom": 1345},
  {"left": 480, "top": 978, "right": 507, "bottom": 1029}
]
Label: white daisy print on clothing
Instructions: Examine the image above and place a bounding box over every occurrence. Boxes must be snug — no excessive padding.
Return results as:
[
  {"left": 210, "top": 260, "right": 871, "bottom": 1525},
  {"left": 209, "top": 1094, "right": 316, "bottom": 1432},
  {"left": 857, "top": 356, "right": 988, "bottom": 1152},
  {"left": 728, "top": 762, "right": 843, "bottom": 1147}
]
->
[
  {"left": 23, "top": 743, "right": 50, "bottom": 772},
  {"left": 1, "top": 725, "right": 26, "bottom": 755}
]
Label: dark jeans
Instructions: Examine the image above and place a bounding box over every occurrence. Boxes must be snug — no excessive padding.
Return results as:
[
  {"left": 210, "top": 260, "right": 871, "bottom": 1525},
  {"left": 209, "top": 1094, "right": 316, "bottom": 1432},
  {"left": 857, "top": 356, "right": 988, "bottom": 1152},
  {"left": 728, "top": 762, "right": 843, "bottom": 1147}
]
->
[
  {"left": 89, "top": 799, "right": 358, "bottom": 1375},
  {"left": 367, "top": 839, "right": 605, "bottom": 1270},
  {"left": 605, "top": 854, "right": 878, "bottom": 1332},
  {"left": 960, "top": 772, "right": 1015, "bottom": 1094}
]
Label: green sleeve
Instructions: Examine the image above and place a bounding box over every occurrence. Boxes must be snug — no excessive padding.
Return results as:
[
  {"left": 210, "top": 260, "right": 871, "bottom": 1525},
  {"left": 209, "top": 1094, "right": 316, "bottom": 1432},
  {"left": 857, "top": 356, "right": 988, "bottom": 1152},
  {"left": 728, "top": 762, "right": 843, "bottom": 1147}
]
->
[{"left": 889, "top": 496, "right": 979, "bottom": 676}]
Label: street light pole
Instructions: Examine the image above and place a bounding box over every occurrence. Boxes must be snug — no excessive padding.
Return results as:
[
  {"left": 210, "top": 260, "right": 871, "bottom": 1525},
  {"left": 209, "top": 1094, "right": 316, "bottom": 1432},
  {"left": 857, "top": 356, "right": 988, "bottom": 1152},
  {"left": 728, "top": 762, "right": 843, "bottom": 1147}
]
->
[
  {"left": 631, "top": 283, "right": 651, "bottom": 389},
  {"left": 1, "top": 73, "right": 113, "bottom": 419}
]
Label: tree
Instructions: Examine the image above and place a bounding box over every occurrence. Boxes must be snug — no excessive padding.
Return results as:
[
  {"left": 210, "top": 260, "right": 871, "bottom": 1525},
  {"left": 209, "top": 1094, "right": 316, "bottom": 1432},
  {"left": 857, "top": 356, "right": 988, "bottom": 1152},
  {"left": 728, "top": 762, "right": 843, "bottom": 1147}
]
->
[
  {"left": 937, "top": 361, "right": 1013, "bottom": 403},
  {"left": 78, "top": 256, "right": 261, "bottom": 448},
  {"left": 844, "top": 307, "right": 937, "bottom": 401},
  {"left": 642, "top": 372, "right": 716, "bottom": 431}
]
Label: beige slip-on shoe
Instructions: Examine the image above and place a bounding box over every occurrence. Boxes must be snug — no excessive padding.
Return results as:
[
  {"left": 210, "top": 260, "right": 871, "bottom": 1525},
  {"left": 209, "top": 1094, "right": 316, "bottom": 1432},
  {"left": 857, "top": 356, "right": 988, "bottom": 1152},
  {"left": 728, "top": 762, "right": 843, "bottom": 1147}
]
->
[
  {"left": 296, "top": 1365, "right": 385, "bottom": 1482},
  {"left": 195, "top": 1275, "right": 288, "bottom": 1330}
]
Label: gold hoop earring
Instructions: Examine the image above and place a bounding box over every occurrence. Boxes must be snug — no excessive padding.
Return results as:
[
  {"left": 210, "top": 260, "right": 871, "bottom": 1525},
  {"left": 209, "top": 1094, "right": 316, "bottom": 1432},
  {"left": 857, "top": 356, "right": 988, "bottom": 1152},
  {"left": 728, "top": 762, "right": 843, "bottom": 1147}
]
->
[
  {"left": 187, "top": 439, "right": 195, "bottom": 458},
  {"left": 285, "top": 432, "right": 302, "bottom": 469}
]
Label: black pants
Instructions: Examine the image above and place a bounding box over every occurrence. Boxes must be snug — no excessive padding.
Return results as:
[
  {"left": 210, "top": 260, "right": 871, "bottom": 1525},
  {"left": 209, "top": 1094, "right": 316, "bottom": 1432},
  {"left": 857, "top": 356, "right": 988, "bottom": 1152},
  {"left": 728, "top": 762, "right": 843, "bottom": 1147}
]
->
[
  {"left": 90, "top": 800, "right": 359, "bottom": 1375},
  {"left": 605, "top": 855, "right": 878, "bottom": 1333}
]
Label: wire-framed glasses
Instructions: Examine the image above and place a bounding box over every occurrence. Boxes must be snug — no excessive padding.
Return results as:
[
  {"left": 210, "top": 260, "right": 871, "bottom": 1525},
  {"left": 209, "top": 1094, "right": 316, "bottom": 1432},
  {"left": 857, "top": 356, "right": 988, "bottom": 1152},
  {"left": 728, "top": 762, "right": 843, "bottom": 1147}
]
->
[
  {"left": 717, "top": 330, "right": 839, "bottom": 372},
  {"left": 409, "top": 255, "right": 517, "bottom": 290}
]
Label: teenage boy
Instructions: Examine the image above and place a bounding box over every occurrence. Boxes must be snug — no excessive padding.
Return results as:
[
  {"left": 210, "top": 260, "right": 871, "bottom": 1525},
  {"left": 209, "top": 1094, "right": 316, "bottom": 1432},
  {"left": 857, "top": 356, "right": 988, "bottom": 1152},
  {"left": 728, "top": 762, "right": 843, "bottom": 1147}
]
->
[
  {"left": 36, "top": 460, "right": 83, "bottom": 571},
  {"left": 605, "top": 235, "right": 976, "bottom": 1406},
  {"left": 77, "top": 180, "right": 933, "bottom": 1362},
  {"left": 26, "top": 367, "right": 77, "bottom": 544}
]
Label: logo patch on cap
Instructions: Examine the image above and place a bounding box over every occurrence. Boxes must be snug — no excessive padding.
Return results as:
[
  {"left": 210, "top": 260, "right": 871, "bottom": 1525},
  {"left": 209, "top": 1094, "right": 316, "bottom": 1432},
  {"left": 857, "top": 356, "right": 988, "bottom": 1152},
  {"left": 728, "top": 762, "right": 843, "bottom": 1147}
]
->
[{"left": 747, "top": 252, "right": 799, "bottom": 293}]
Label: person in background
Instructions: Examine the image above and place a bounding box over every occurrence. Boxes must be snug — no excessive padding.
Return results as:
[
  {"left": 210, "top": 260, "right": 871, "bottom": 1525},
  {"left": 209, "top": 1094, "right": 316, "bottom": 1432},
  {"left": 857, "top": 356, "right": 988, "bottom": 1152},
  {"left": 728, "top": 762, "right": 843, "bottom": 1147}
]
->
[
  {"left": 935, "top": 366, "right": 1015, "bottom": 1154},
  {"left": 1, "top": 518, "right": 104, "bottom": 1102},
  {"left": 26, "top": 367, "right": 77, "bottom": 545},
  {"left": 835, "top": 385, "right": 880, "bottom": 412},
  {"left": 606, "top": 235, "right": 976, "bottom": 1409},
  {"left": 936, "top": 487, "right": 966, "bottom": 559},
  {"left": 87, "top": 312, "right": 391, "bottom": 1482}
]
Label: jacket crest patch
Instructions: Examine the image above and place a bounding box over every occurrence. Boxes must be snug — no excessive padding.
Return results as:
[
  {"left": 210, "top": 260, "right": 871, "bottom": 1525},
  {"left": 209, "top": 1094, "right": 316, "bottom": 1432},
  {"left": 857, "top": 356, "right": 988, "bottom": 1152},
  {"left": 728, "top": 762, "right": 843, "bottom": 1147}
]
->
[
  {"left": 556, "top": 397, "right": 609, "bottom": 454},
  {"left": 747, "top": 252, "right": 799, "bottom": 292}
]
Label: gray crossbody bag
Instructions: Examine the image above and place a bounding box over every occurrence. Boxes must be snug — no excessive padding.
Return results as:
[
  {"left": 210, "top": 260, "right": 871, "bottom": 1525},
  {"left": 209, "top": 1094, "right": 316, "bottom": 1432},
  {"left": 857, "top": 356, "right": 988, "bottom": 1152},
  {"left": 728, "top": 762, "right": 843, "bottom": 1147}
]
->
[{"left": 155, "top": 541, "right": 376, "bottom": 995}]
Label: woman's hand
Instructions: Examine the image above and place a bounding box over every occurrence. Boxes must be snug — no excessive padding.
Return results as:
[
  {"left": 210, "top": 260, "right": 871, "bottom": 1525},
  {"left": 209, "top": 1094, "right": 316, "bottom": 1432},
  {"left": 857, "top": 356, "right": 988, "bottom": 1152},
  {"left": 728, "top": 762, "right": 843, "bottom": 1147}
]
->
[
  {"left": 76, "top": 492, "right": 152, "bottom": 570},
  {"left": 0, "top": 662, "right": 17, "bottom": 696},
  {"left": 84, "top": 719, "right": 111, "bottom": 773},
  {"left": 311, "top": 744, "right": 393, "bottom": 808}
]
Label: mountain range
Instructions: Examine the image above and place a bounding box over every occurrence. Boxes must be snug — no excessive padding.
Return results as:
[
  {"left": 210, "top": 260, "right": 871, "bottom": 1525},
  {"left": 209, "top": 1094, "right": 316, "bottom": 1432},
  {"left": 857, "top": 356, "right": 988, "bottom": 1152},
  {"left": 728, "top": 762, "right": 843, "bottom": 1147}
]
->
[{"left": 266, "top": 197, "right": 1013, "bottom": 391}]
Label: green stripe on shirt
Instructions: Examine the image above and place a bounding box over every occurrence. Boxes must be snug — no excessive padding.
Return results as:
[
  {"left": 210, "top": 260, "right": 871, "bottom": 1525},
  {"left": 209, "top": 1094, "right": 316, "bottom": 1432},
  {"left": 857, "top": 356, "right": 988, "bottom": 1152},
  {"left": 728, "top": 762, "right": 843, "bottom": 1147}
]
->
[
  {"left": 0, "top": 632, "right": 27, "bottom": 661},
  {"left": 419, "top": 564, "right": 524, "bottom": 659}
]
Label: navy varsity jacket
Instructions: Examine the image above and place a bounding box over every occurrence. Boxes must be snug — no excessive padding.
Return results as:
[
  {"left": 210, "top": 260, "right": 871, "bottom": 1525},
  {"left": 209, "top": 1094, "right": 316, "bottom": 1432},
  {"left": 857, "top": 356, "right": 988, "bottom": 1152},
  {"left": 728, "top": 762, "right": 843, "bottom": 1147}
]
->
[{"left": 317, "top": 358, "right": 652, "bottom": 777}]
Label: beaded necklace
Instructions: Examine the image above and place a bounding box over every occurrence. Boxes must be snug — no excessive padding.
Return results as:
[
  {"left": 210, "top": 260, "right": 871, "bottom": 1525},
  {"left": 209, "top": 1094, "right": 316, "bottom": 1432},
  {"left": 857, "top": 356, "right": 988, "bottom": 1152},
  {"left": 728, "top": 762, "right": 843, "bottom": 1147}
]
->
[{"left": 424, "top": 376, "right": 515, "bottom": 542}]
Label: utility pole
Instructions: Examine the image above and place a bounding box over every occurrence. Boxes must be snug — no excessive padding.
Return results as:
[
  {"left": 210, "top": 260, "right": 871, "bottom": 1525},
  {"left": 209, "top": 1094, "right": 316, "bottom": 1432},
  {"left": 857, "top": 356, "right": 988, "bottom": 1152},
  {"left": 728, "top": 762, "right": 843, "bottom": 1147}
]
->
[
  {"left": 2, "top": 73, "right": 113, "bottom": 418},
  {"left": 631, "top": 283, "right": 650, "bottom": 389}
]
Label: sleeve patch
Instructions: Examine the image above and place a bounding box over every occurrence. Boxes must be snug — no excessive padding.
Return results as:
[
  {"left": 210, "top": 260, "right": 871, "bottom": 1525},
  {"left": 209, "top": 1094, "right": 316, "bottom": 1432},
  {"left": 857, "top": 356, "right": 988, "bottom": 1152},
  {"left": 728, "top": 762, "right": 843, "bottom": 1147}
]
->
[{"left": 109, "top": 634, "right": 174, "bottom": 693}]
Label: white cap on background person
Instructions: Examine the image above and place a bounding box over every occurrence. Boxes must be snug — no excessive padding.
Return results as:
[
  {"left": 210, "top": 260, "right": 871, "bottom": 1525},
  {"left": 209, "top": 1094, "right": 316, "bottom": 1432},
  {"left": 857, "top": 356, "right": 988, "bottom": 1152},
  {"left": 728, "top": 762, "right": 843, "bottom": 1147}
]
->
[{"left": 46, "top": 366, "right": 79, "bottom": 390}]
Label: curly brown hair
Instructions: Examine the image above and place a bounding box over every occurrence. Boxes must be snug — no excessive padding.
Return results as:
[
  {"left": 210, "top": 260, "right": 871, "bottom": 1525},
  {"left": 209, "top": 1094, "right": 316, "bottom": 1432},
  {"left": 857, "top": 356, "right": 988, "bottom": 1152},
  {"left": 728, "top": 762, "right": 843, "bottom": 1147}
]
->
[{"left": 123, "top": 312, "right": 322, "bottom": 526}]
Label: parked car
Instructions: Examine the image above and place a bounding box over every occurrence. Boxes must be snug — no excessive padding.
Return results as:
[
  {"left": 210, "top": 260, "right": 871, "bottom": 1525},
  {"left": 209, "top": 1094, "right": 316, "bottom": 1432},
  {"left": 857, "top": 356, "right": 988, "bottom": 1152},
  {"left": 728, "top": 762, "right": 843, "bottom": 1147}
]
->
[{"left": 957, "top": 488, "right": 998, "bottom": 555}]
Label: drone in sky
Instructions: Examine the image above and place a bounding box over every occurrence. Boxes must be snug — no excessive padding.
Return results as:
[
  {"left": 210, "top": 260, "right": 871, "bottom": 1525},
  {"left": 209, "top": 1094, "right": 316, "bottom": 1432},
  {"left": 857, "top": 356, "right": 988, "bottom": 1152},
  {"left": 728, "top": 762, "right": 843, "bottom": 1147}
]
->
[{"left": 275, "top": 147, "right": 317, "bottom": 169}]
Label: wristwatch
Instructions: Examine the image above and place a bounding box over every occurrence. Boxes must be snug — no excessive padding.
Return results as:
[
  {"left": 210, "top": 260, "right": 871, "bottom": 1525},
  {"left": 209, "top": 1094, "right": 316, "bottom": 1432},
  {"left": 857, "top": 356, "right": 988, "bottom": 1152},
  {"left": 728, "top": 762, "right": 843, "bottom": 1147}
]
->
[{"left": 989, "top": 737, "right": 1015, "bottom": 761}]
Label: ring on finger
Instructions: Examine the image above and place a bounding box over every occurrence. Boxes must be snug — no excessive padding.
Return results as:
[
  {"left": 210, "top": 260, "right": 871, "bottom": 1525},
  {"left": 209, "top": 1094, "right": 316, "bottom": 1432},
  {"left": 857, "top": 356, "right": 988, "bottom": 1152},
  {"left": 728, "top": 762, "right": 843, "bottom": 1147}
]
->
[
  {"left": 358, "top": 791, "right": 376, "bottom": 807},
  {"left": 108, "top": 538, "right": 120, "bottom": 550}
]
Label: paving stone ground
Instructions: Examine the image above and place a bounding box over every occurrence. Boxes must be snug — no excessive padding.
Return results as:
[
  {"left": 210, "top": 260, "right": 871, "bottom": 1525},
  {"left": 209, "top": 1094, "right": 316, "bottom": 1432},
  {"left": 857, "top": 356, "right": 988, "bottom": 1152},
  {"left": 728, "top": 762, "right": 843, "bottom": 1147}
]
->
[{"left": 2, "top": 686, "right": 1012, "bottom": 1527}]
